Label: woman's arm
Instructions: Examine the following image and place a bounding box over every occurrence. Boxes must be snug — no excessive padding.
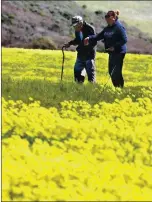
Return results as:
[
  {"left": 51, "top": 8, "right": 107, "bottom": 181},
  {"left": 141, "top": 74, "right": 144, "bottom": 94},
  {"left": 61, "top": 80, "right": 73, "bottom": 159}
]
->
[
  {"left": 84, "top": 29, "right": 105, "bottom": 45},
  {"left": 113, "top": 26, "right": 127, "bottom": 48},
  {"left": 89, "top": 30, "right": 105, "bottom": 42}
]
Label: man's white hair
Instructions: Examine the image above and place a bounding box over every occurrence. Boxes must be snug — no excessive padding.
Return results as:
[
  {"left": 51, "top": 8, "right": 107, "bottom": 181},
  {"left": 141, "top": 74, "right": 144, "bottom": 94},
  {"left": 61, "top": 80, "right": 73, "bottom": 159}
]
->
[{"left": 71, "top": 16, "right": 83, "bottom": 26}]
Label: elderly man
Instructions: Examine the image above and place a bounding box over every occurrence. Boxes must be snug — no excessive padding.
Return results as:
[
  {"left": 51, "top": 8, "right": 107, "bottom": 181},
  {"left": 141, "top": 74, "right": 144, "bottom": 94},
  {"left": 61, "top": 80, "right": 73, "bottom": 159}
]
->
[{"left": 64, "top": 16, "right": 97, "bottom": 83}]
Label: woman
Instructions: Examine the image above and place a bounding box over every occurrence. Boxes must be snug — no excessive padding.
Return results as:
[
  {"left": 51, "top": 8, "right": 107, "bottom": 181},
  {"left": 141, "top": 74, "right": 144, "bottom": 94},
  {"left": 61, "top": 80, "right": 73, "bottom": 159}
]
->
[{"left": 84, "top": 10, "right": 127, "bottom": 88}]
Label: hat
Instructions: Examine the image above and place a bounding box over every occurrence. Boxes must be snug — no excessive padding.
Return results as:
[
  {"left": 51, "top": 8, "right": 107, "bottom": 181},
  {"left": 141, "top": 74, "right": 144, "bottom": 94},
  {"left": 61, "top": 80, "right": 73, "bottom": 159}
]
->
[{"left": 70, "top": 16, "right": 83, "bottom": 26}]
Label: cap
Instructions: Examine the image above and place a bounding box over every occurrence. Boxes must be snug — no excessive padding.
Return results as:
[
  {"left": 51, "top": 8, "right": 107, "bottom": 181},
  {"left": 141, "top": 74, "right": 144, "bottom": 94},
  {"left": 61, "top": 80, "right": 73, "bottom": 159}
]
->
[{"left": 70, "top": 16, "right": 83, "bottom": 26}]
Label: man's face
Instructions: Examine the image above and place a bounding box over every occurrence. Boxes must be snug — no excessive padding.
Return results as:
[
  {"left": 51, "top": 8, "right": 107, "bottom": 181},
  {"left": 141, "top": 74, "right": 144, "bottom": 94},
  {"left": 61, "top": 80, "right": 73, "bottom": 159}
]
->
[{"left": 73, "top": 22, "right": 83, "bottom": 32}]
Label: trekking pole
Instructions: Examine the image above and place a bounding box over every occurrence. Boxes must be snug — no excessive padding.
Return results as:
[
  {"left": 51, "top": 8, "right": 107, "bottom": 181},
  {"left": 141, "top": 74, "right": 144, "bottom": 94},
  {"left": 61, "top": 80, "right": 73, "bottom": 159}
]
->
[
  {"left": 61, "top": 46, "right": 65, "bottom": 81},
  {"left": 100, "top": 65, "right": 116, "bottom": 95}
]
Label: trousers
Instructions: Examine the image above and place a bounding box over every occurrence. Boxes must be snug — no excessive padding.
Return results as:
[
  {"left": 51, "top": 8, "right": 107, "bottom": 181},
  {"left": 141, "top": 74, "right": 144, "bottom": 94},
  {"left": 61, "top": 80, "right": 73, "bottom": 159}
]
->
[
  {"left": 108, "top": 53, "right": 125, "bottom": 88},
  {"left": 74, "top": 57, "right": 96, "bottom": 83}
]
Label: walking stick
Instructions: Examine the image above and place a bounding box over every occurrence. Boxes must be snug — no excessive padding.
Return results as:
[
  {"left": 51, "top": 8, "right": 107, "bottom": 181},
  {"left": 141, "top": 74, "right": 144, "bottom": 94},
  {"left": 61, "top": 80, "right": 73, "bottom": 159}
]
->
[
  {"left": 61, "top": 46, "right": 65, "bottom": 81},
  {"left": 100, "top": 65, "right": 116, "bottom": 95}
]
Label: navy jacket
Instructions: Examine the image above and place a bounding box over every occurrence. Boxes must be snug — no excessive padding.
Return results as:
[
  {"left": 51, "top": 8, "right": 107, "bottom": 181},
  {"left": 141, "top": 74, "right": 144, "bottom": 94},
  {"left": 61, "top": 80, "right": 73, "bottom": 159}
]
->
[
  {"left": 89, "top": 19, "right": 127, "bottom": 53},
  {"left": 69, "top": 21, "right": 97, "bottom": 59}
]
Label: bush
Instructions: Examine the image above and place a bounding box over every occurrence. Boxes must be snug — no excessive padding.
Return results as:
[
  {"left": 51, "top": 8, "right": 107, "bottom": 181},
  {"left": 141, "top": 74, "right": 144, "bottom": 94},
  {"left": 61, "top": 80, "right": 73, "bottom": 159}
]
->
[
  {"left": 82, "top": 5, "right": 87, "bottom": 9},
  {"left": 149, "top": 38, "right": 152, "bottom": 43},
  {"left": 30, "top": 37, "right": 57, "bottom": 50},
  {"left": 1, "top": 14, "right": 14, "bottom": 25},
  {"left": 138, "top": 32, "right": 143, "bottom": 39},
  {"left": 95, "top": 10, "right": 104, "bottom": 15},
  {"left": 62, "top": 12, "right": 71, "bottom": 20}
]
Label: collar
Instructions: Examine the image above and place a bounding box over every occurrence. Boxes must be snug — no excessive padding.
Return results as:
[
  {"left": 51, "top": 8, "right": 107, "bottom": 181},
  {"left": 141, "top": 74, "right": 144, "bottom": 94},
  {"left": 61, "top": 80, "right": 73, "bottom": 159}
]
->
[{"left": 108, "top": 21, "right": 116, "bottom": 27}]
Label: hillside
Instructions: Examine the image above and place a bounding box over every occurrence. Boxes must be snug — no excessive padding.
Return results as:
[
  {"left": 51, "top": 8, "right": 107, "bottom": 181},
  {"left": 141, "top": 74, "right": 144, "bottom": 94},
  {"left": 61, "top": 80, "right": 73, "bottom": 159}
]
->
[
  {"left": 2, "top": 1, "right": 152, "bottom": 54},
  {"left": 77, "top": 1, "right": 152, "bottom": 36}
]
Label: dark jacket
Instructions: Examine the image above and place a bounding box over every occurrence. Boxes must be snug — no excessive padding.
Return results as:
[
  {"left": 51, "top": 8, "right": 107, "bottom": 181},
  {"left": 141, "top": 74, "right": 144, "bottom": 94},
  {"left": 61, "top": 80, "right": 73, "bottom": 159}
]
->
[
  {"left": 89, "top": 19, "right": 127, "bottom": 53},
  {"left": 69, "top": 21, "right": 97, "bottom": 59}
]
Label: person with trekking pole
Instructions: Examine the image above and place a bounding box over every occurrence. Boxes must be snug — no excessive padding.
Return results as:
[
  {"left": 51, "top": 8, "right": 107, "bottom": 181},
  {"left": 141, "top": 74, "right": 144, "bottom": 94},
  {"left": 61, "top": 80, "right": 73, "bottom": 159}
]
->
[
  {"left": 84, "top": 10, "right": 127, "bottom": 88},
  {"left": 64, "top": 16, "right": 97, "bottom": 83}
]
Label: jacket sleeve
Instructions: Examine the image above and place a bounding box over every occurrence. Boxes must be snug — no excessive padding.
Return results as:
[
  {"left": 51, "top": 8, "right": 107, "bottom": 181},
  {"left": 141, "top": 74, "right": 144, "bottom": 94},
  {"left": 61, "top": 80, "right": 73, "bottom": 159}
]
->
[
  {"left": 69, "top": 31, "right": 83, "bottom": 46},
  {"left": 113, "top": 26, "right": 127, "bottom": 48},
  {"left": 68, "top": 37, "right": 79, "bottom": 46},
  {"left": 89, "top": 29, "right": 104, "bottom": 43}
]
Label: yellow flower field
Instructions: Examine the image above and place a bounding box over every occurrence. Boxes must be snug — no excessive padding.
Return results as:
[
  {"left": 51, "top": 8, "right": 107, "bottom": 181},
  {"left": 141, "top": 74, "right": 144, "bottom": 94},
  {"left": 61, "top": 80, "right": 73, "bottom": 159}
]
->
[{"left": 2, "top": 48, "right": 152, "bottom": 201}]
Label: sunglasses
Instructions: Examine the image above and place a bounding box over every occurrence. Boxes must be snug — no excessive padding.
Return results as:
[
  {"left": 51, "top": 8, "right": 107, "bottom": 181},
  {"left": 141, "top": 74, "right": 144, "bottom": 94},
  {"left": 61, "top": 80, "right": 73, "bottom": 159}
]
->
[{"left": 105, "top": 14, "right": 111, "bottom": 18}]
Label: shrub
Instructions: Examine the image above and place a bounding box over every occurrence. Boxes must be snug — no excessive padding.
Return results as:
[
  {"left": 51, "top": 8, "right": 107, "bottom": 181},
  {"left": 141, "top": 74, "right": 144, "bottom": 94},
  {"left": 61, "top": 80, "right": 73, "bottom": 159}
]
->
[
  {"left": 1, "top": 14, "right": 14, "bottom": 25},
  {"left": 149, "top": 38, "right": 152, "bottom": 43},
  {"left": 30, "top": 37, "right": 57, "bottom": 50},
  {"left": 82, "top": 5, "right": 87, "bottom": 9},
  {"left": 95, "top": 10, "right": 104, "bottom": 15},
  {"left": 62, "top": 12, "right": 71, "bottom": 20}
]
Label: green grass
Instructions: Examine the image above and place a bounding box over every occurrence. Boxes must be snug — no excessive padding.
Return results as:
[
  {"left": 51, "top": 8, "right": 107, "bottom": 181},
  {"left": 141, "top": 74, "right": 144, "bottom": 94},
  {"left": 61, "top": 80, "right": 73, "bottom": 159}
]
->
[{"left": 2, "top": 47, "right": 152, "bottom": 108}]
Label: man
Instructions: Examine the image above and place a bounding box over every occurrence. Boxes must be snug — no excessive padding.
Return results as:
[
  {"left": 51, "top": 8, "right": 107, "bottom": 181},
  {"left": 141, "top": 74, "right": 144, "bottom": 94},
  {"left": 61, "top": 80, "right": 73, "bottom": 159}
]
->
[{"left": 64, "top": 16, "right": 97, "bottom": 83}]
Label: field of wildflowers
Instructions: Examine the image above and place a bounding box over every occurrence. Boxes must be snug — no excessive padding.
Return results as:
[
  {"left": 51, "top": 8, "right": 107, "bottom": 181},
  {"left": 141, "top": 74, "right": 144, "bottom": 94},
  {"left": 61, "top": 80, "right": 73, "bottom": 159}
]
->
[{"left": 2, "top": 48, "right": 152, "bottom": 201}]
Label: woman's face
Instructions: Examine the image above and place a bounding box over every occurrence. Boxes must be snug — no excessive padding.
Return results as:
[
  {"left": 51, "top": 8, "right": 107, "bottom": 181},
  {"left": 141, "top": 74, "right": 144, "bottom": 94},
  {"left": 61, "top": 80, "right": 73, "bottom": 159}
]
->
[
  {"left": 74, "top": 22, "right": 83, "bottom": 32},
  {"left": 105, "top": 15, "right": 115, "bottom": 26}
]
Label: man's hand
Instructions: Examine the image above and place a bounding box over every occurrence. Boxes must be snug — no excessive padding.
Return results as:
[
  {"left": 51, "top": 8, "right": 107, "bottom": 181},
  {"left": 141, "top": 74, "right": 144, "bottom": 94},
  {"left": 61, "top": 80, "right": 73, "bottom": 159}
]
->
[
  {"left": 106, "top": 47, "right": 114, "bottom": 52},
  {"left": 84, "top": 37, "right": 89, "bottom": 46},
  {"left": 63, "top": 43, "right": 70, "bottom": 48}
]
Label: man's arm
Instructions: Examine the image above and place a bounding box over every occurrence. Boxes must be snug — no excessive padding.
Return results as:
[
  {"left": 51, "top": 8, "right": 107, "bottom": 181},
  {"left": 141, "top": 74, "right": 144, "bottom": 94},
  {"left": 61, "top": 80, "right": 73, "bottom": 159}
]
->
[
  {"left": 68, "top": 38, "right": 79, "bottom": 46},
  {"left": 68, "top": 31, "right": 83, "bottom": 46}
]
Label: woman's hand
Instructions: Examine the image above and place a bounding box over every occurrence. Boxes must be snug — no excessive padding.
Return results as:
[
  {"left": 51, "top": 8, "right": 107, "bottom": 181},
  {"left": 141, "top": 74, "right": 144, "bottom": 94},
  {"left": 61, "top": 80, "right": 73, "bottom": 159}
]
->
[
  {"left": 84, "top": 37, "right": 89, "bottom": 46},
  {"left": 106, "top": 47, "right": 114, "bottom": 51}
]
